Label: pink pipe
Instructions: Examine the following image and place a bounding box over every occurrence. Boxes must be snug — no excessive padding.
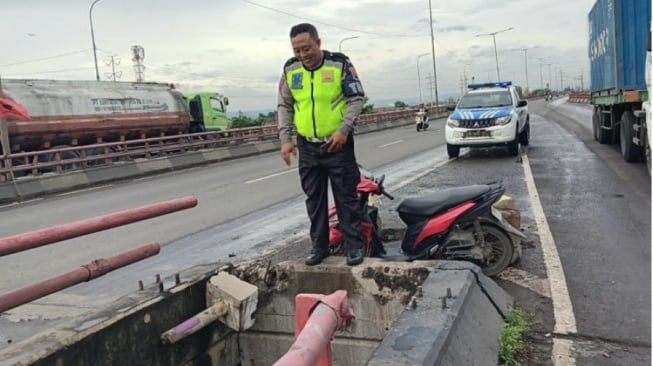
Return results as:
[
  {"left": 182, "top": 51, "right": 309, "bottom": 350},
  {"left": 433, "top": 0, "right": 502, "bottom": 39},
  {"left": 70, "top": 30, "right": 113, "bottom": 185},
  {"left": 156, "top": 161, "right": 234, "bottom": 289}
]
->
[
  {"left": 0, "top": 196, "right": 197, "bottom": 256},
  {"left": 0, "top": 242, "right": 160, "bottom": 313},
  {"left": 274, "top": 290, "right": 355, "bottom": 366}
]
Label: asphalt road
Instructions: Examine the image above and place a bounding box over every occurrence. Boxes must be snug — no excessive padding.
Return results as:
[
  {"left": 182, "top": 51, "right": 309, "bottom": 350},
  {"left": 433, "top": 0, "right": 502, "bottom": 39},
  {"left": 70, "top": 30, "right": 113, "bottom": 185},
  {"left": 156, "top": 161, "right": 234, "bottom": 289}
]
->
[{"left": 0, "top": 98, "right": 650, "bottom": 365}]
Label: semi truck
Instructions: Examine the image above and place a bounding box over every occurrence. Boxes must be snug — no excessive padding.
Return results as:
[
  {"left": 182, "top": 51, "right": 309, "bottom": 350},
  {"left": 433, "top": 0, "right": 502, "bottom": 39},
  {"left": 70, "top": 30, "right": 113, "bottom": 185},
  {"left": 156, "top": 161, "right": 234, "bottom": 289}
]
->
[
  {"left": 589, "top": 0, "right": 651, "bottom": 172},
  {"left": 185, "top": 91, "right": 231, "bottom": 133},
  {"left": 0, "top": 79, "right": 230, "bottom": 155}
]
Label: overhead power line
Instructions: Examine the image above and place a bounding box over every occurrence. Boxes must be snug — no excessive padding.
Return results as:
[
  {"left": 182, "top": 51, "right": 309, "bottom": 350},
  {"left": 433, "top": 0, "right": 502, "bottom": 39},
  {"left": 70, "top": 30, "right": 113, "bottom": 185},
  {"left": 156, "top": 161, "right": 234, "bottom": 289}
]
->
[
  {"left": 0, "top": 49, "right": 91, "bottom": 67},
  {"left": 241, "top": 0, "right": 424, "bottom": 38},
  {"left": 4, "top": 66, "right": 96, "bottom": 77}
]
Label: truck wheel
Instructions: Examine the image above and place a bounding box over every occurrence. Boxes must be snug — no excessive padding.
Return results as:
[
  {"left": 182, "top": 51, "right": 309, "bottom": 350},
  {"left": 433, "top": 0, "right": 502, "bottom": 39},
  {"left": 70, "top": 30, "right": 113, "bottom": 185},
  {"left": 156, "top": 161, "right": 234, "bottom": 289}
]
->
[
  {"left": 597, "top": 110, "right": 613, "bottom": 144},
  {"left": 447, "top": 144, "right": 460, "bottom": 158},
  {"left": 519, "top": 119, "right": 530, "bottom": 146},
  {"left": 620, "top": 111, "right": 643, "bottom": 162},
  {"left": 38, "top": 146, "right": 81, "bottom": 173},
  {"left": 592, "top": 107, "right": 600, "bottom": 141},
  {"left": 646, "top": 135, "right": 652, "bottom": 175}
]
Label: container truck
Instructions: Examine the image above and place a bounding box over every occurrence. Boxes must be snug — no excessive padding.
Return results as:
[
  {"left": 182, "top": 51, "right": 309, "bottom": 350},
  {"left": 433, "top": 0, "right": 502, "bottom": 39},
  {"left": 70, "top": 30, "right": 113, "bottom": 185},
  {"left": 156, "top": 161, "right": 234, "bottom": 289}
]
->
[
  {"left": 589, "top": 0, "right": 651, "bottom": 171},
  {"left": 0, "top": 79, "right": 230, "bottom": 155}
]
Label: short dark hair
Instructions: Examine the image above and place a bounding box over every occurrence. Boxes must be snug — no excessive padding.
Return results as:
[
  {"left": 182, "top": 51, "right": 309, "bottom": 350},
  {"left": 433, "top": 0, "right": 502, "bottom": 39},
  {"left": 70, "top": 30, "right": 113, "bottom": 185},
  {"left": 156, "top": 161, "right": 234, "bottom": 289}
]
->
[{"left": 290, "top": 23, "right": 319, "bottom": 40}]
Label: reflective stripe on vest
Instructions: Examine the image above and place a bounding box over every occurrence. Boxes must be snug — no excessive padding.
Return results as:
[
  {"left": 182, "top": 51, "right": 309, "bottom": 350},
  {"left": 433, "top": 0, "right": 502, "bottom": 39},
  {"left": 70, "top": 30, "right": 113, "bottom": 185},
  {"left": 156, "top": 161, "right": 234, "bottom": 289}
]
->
[{"left": 286, "top": 63, "right": 346, "bottom": 138}]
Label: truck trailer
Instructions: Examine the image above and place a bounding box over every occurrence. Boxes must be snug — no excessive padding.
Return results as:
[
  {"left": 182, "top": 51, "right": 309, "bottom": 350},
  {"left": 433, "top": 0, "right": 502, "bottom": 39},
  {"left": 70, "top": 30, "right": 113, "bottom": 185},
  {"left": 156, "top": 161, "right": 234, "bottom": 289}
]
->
[
  {"left": 0, "top": 79, "right": 229, "bottom": 155},
  {"left": 589, "top": 0, "right": 651, "bottom": 171}
]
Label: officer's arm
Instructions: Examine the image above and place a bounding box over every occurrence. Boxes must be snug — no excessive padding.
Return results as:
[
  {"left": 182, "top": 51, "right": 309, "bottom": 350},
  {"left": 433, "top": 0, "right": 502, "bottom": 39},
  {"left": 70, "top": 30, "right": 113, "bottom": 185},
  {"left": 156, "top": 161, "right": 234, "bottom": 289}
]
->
[
  {"left": 338, "top": 59, "right": 365, "bottom": 136},
  {"left": 277, "top": 74, "right": 295, "bottom": 144}
]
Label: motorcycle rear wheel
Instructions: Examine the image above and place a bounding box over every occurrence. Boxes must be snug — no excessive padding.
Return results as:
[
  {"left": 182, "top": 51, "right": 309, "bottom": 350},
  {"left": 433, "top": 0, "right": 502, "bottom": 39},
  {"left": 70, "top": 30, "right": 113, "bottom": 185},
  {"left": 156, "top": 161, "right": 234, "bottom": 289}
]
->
[{"left": 471, "top": 223, "right": 513, "bottom": 277}]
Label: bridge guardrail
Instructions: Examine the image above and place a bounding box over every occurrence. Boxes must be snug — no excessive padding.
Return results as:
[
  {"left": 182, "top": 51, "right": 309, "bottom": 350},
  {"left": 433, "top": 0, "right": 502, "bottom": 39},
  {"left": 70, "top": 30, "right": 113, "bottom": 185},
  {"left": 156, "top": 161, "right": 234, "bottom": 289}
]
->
[
  {"left": 567, "top": 91, "right": 590, "bottom": 104},
  {"left": 1, "top": 107, "right": 448, "bottom": 181}
]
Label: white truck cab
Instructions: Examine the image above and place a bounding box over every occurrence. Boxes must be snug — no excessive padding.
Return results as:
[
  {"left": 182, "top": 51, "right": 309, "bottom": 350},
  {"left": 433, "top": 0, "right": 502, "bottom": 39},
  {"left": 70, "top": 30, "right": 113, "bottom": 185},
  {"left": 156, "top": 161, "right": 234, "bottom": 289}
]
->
[{"left": 445, "top": 81, "right": 530, "bottom": 158}]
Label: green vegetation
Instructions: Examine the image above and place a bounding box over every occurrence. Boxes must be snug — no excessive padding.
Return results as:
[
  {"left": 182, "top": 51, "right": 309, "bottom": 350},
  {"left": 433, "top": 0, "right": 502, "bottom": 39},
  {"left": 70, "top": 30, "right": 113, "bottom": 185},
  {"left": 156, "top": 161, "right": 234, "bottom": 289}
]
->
[
  {"left": 499, "top": 307, "right": 531, "bottom": 366},
  {"left": 362, "top": 97, "right": 374, "bottom": 114},
  {"left": 231, "top": 112, "right": 275, "bottom": 128}
]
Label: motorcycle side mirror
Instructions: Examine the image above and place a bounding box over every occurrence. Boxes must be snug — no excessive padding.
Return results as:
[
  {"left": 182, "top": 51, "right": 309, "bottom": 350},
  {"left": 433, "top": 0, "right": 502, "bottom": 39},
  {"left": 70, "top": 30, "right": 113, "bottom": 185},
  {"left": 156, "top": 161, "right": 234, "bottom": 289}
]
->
[{"left": 376, "top": 174, "right": 385, "bottom": 187}]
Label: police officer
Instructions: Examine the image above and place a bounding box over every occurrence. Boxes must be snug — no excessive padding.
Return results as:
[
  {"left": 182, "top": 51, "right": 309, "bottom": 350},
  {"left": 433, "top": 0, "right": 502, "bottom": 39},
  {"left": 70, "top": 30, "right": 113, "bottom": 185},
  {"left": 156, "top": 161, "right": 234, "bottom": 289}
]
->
[{"left": 277, "top": 23, "right": 365, "bottom": 266}]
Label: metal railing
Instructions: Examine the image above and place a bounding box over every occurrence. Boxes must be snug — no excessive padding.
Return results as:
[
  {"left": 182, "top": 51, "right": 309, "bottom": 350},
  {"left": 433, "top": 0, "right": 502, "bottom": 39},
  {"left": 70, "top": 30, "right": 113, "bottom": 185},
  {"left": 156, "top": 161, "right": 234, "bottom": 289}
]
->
[
  {"left": 0, "top": 107, "right": 439, "bottom": 181},
  {"left": 567, "top": 91, "right": 591, "bottom": 104},
  {"left": 0, "top": 195, "right": 198, "bottom": 312}
]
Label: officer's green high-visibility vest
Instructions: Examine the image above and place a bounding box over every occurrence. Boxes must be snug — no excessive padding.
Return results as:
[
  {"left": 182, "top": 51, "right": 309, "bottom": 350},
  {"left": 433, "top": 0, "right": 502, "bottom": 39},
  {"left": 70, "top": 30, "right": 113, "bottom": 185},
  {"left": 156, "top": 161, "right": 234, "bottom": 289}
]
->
[{"left": 285, "top": 56, "right": 347, "bottom": 139}]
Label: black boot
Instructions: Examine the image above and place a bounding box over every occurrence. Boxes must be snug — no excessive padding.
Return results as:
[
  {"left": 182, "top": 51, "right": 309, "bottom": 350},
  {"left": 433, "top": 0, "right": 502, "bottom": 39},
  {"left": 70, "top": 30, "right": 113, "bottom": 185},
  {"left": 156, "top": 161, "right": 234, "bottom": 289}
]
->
[
  {"left": 305, "top": 250, "right": 329, "bottom": 266},
  {"left": 346, "top": 248, "right": 364, "bottom": 266}
]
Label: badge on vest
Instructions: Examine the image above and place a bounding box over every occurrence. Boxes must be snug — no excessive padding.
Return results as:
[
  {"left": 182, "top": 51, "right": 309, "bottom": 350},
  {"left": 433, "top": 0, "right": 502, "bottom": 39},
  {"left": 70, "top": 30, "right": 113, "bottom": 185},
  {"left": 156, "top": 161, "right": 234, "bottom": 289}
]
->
[
  {"left": 321, "top": 70, "right": 334, "bottom": 83},
  {"left": 291, "top": 73, "right": 303, "bottom": 89}
]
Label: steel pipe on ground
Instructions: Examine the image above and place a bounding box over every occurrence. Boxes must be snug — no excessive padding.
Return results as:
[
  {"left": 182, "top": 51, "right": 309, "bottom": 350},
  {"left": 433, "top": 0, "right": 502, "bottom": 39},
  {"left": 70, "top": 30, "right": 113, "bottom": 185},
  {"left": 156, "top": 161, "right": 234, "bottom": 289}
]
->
[
  {"left": 274, "top": 290, "right": 354, "bottom": 366},
  {"left": 0, "top": 242, "right": 160, "bottom": 313},
  {"left": 0, "top": 195, "right": 197, "bottom": 256}
]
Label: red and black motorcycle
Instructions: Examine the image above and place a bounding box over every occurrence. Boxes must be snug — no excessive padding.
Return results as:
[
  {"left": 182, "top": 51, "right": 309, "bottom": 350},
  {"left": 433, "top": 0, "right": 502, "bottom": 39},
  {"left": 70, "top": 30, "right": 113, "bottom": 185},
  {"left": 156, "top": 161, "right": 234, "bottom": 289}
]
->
[{"left": 328, "top": 168, "right": 524, "bottom": 276}]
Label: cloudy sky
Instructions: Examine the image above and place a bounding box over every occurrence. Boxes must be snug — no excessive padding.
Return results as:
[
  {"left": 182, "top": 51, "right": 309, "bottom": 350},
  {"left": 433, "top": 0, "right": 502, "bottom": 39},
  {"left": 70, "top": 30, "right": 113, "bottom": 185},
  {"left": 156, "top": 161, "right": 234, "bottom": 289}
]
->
[{"left": 2, "top": 0, "right": 595, "bottom": 113}]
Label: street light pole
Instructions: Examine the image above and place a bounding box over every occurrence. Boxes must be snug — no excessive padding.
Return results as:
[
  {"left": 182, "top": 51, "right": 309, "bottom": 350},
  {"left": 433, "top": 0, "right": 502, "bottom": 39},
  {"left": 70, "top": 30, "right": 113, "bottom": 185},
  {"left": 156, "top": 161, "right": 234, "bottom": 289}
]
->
[
  {"left": 416, "top": 53, "right": 429, "bottom": 103},
  {"left": 476, "top": 27, "right": 513, "bottom": 81},
  {"left": 338, "top": 36, "right": 359, "bottom": 52},
  {"left": 90, "top": 0, "right": 103, "bottom": 81},
  {"left": 514, "top": 48, "right": 530, "bottom": 94},
  {"left": 463, "top": 63, "right": 473, "bottom": 93},
  {"left": 537, "top": 57, "right": 547, "bottom": 89},
  {"left": 428, "top": 0, "right": 439, "bottom": 107}
]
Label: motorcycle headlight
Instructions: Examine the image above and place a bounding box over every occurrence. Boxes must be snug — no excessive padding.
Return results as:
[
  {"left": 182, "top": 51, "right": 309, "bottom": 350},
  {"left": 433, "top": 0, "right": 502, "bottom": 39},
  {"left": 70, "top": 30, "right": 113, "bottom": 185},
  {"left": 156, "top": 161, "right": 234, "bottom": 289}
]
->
[
  {"left": 494, "top": 116, "right": 511, "bottom": 125},
  {"left": 447, "top": 118, "right": 460, "bottom": 127}
]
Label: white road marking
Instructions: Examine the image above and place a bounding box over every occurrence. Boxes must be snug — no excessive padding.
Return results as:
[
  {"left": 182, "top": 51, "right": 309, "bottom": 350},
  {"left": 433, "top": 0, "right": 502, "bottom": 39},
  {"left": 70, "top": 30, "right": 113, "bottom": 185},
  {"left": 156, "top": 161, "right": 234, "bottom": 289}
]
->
[
  {"left": 0, "top": 198, "right": 43, "bottom": 209},
  {"left": 56, "top": 185, "right": 112, "bottom": 196},
  {"left": 522, "top": 152, "right": 577, "bottom": 365},
  {"left": 378, "top": 140, "right": 404, "bottom": 148},
  {"left": 497, "top": 267, "right": 552, "bottom": 298},
  {"left": 246, "top": 168, "right": 298, "bottom": 184},
  {"left": 390, "top": 157, "right": 451, "bottom": 190}
]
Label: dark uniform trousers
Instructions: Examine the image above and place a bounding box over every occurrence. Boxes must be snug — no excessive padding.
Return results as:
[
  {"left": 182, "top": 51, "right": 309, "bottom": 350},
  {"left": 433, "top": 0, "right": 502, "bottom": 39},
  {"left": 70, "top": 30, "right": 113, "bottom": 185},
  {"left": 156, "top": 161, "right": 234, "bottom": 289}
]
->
[{"left": 297, "top": 134, "right": 364, "bottom": 255}]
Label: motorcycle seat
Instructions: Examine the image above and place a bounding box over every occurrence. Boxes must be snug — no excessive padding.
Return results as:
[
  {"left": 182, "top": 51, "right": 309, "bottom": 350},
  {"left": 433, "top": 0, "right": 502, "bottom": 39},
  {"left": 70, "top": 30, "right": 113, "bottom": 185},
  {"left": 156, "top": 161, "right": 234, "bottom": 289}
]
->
[{"left": 397, "top": 185, "right": 490, "bottom": 217}]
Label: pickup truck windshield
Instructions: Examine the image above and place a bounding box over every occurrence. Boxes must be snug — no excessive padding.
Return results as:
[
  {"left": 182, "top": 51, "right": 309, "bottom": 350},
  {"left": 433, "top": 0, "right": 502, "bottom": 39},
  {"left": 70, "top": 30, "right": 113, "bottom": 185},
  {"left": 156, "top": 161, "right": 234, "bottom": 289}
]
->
[{"left": 458, "top": 91, "right": 513, "bottom": 109}]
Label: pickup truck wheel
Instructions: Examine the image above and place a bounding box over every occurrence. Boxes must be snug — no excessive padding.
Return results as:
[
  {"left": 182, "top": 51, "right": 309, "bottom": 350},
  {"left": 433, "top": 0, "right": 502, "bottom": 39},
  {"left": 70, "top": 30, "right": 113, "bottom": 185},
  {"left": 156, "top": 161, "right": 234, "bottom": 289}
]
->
[
  {"left": 620, "top": 111, "right": 643, "bottom": 162},
  {"left": 507, "top": 126, "right": 519, "bottom": 156},
  {"left": 519, "top": 119, "right": 530, "bottom": 146},
  {"left": 447, "top": 144, "right": 460, "bottom": 158}
]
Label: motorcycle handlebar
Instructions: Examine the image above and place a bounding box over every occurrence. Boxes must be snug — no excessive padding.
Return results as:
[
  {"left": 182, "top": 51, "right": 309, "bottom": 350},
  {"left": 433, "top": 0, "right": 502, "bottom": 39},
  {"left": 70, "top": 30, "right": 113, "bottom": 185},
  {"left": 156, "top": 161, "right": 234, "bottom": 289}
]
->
[{"left": 382, "top": 191, "right": 395, "bottom": 200}]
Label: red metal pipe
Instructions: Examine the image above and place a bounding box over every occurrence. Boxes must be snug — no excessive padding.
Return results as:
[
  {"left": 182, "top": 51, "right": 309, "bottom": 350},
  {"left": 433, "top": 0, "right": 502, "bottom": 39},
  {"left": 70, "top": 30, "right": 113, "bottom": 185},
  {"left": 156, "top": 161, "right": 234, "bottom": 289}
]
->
[
  {"left": 0, "top": 196, "right": 197, "bottom": 257},
  {"left": 0, "top": 242, "right": 160, "bottom": 313},
  {"left": 273, "top": 290, "right": 355, "bottom": 366}
]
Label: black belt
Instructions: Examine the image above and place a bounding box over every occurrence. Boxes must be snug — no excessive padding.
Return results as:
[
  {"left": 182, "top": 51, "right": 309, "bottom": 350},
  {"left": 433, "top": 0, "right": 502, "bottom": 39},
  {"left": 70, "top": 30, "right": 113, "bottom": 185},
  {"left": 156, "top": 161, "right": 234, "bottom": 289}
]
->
[{"left": 300, "top": 135, "right": 329, "bottom": 143}]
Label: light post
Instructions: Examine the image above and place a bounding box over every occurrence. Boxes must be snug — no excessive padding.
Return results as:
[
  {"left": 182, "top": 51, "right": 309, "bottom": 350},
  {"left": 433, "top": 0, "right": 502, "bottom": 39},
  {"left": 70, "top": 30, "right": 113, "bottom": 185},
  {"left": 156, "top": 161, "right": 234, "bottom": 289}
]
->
[
  {"left": 90, "top": 0, "right": 103, "bottom": 81},
  {"left": 416, "top": 53, "right": 429, "bottom": 103},
  {"left": 462, "top": 63, "right": 473, "bottom": 93},
  {"left": 537, "top": 57, "right": 549, "bottom": 89},
  {"left": 338, "top": 36, "right": 359, "bottom": 52},
  {"left": 428, "top": 0, "right": 439, "bottom": 107},
  {"left": 476, "top": 27, "right": 513, "bottom": 81},
  {"left": 513, "top": 47, "right": 536, "bottom": 95}
]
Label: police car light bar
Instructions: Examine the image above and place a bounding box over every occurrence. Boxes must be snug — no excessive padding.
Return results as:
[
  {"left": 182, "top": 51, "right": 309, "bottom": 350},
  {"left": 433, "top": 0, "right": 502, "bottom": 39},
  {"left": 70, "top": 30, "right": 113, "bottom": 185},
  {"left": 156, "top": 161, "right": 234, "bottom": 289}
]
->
[{"left": 468, "top": 81, "right": 512, "bottom": 89}]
